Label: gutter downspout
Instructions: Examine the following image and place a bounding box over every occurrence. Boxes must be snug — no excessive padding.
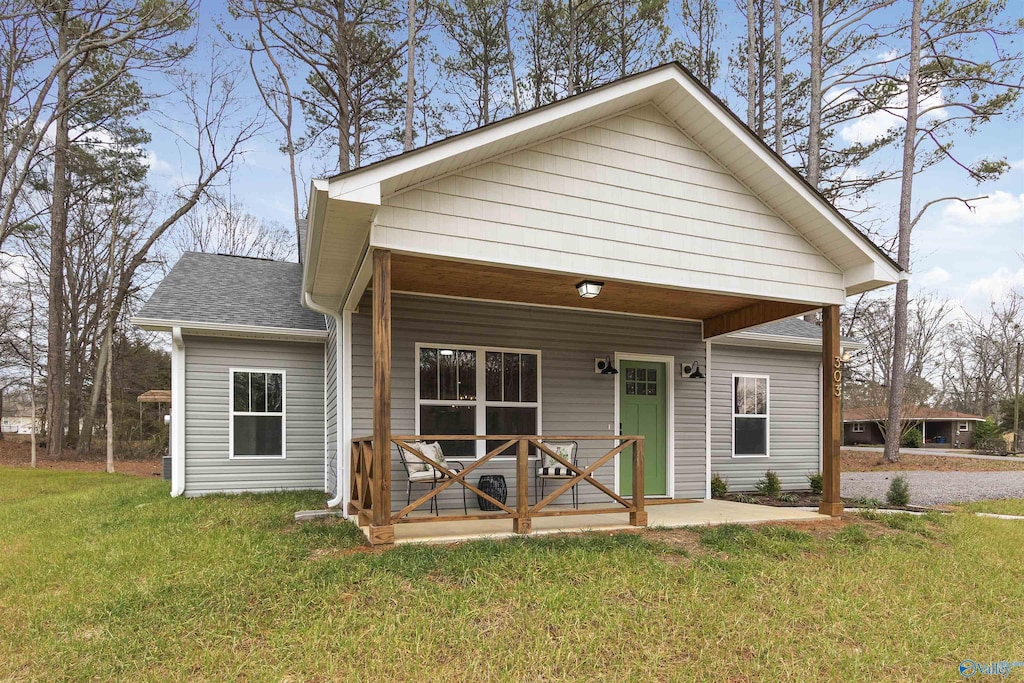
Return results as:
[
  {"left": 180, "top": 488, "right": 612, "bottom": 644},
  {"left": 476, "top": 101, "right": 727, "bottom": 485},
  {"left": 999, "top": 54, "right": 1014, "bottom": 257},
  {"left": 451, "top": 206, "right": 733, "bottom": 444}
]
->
[
  {"left": 303, "top": 292, "right": 346, "bottom": 510},
  {"left": 170, "top": 327, "right": 186, "bottom": 497}
]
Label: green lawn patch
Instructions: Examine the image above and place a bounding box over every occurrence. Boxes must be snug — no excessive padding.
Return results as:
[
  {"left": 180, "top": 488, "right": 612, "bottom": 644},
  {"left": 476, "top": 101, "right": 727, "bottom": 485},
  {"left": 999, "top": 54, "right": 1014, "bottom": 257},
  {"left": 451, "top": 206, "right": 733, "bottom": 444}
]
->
[
  {"left": 1, "top": 466, "right": 1023, "bottom": 681},
  {"left": 959, "top": 499, "right": 1024, "bottom": 517}
]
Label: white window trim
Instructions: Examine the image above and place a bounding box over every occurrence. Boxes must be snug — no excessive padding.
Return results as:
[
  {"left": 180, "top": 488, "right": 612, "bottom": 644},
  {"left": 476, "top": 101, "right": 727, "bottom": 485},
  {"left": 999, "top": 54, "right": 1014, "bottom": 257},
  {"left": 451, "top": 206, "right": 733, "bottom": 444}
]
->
[
  {"left": 414, "top": 343, "right": 542, "bottom": 460},
  {"left": 731, "top": 373, "right": 770, "bottom": 458},
  {"left": 958, "top": 421, "right": 970, "bottom": 432},
  {"left": 851, "top": 422, "right": 865, "bottom": 433},
  {"left": 229, "top": 368, "right": 287, "bottom": 460}
]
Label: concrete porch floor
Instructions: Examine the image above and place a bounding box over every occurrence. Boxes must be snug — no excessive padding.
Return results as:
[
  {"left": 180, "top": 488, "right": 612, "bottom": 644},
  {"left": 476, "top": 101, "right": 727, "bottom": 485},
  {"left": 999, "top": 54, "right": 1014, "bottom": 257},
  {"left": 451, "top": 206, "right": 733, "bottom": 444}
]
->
[{"left": 361, "top": 499, "right": 827, "bottom": 545}]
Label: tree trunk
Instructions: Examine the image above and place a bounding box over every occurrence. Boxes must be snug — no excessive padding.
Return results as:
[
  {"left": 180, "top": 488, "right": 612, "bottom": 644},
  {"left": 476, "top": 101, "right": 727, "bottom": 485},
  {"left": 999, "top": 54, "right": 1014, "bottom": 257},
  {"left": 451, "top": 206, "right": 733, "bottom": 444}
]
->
[
  {"left": 104, "top": 323, "right": 114, "bottom": 473},
  {"left": 335, "top": 3, "right": 351, "bottom": 172},
  {"left": 883, "top": 0, "right": 922, "bottom": 464},
  {"left": 29, "top": 283, "right": 38, "bottom": 467},
  {"left": 503, "top": 0, "right": 520, "bottom": 114},
  {"left": 404, "top": 0, "right": 415, "bottom": 152},
  {"left": 773, "top": 0, "right": 783, "bottom": 155},
  {"left": 78, "top": 338, "right": 106, "bottom": 454},
  {"left": 46, "top": 2, "right": 70, "bottom": 457},
  {"left": 807, "top": 0, "right": 823, "bottom": 187},
  {"left": 746, "top": 0, "right": 756, "bottom": 128}
]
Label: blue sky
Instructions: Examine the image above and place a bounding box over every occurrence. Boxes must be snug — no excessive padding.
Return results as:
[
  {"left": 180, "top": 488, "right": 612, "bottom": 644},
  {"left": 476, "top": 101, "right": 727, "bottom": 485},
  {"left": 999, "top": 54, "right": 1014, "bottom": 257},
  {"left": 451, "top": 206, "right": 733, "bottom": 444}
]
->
[{"left": 141, "top": 0, "right": 1024, "bottom": 317}]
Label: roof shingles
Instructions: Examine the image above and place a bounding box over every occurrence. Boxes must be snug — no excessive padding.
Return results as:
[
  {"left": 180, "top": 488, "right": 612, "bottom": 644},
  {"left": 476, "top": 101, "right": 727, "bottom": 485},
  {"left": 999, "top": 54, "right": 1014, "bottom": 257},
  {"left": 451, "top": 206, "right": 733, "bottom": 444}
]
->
[{"left": 137, "top": 252, "right": 326, "bottom": 332}]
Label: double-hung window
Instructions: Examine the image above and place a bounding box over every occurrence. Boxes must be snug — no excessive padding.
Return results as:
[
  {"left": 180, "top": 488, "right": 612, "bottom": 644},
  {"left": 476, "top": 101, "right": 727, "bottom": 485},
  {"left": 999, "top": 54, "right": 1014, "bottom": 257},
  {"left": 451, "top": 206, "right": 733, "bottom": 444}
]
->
[
  {"left": 230, "top": 369, "right": 285, "bottom": 458},
  {"left": 732, "top": 374, "right": 769, "bottom": 457},
  {"left": 851, "top": 422, "right": 865, "bottom": 434},
  {"left": 958, "top": 421, "right": 970, "bottom": 432},
  {"left": 417, "top": 345, "right": 540, "bottom": 458}
]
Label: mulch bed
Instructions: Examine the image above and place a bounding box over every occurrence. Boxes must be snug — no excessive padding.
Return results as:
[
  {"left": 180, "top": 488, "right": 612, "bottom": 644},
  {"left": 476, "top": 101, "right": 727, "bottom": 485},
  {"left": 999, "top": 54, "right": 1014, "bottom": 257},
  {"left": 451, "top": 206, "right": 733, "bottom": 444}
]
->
[
  {"left": 841, "top": 450, "right": 1024, "bottom": 472},
  {"left": 720, "top": 491, "right": 948, "bottom": 513},
  {"left": 0, "top": 437, "right": 163, "bottom": 478}
]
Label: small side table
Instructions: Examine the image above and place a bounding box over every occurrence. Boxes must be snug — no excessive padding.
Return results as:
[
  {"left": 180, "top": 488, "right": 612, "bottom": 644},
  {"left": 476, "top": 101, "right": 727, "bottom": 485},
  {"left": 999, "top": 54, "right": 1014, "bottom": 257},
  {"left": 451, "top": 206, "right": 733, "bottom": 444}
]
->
[{"left": 476, "top": 475, "right": 508, "bottom": 511}]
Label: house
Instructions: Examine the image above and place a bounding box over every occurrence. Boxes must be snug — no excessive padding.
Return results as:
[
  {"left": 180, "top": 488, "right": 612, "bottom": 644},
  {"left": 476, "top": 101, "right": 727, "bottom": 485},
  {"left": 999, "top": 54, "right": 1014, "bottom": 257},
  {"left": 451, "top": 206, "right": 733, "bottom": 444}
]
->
[
  {"left": 844, "top": 407, "right": 985, "bottom": 449},
  {"left": 134, "top": 63, "right": 901, "bottom": 544}
]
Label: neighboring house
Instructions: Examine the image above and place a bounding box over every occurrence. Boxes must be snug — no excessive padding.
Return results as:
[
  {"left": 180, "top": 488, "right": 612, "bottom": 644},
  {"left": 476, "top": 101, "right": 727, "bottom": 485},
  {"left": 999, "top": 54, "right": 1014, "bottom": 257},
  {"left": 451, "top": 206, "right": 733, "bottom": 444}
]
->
[
  {"left": 1, "top": 414, "right": 38, "bottom": 435},
  {"left": 844, "top": 407, "right": 985, "bottom": 449},
  {"left": 134, "top": 63, "right": 901, "bottom": 542}
]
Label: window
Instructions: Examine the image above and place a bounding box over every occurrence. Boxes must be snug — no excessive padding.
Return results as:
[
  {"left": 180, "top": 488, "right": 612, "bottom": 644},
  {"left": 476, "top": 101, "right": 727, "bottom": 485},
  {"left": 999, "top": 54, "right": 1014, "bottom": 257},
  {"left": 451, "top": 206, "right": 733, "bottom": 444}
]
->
[
  {"left": 851, "top": 422, "right": 865, "bottom": 433},
  {"left": 230, "top": 370, "right": 285, "bottom": 458},
  {"left": 732, "top": 374, "right": 768, "bottom": 457},
  {"left": 958, "top": 421, "right": 970, "bottom": 432},
  {"left": 417, "top": 345, "right": 540, "bottom": 458}
]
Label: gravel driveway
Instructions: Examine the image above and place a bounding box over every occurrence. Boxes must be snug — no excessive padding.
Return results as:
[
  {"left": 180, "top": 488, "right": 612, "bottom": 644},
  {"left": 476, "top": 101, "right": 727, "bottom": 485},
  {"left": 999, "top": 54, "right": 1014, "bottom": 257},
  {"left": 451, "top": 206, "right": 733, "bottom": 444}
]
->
[{"left": 841, "top": 471, "right": 1024, "bottom": 506}]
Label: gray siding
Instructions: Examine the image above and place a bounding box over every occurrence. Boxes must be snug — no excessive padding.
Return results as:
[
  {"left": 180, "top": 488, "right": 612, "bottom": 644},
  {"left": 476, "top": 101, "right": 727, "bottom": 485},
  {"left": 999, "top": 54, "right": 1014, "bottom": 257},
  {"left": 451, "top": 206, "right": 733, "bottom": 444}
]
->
[
  {"left": 325, "top": 318, "right": 339, "bottom": 496},
  {"left": 183, "top": 335, "right": 325, "bottom": 496},
  {"left": 709, "top": 344, "right": 821, "bottom": 492},
  {"left": 352, "top": 295, "right": 707, "bottom": 511}
]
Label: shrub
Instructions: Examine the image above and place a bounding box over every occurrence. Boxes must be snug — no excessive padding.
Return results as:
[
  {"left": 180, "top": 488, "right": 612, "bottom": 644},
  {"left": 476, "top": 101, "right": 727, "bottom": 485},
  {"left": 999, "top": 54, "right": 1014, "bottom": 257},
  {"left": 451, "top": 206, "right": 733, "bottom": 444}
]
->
[
  {"left": 974, "top": 419, "right": 1008, "bottom": 455},
  {"left": 778, "top": 492, "right": 797, "bottom": 503},
  {"left": 886, "top": 475, "right": 911, "bottom": 506},
  {"left": 710, "top": 473, "right": 728, "bottom": 498},
  {"left": 754, "top": 470, "right": 782, "bottom": 496},
  {"left": 807, "top": 472, "right": 823, "bottom": 495},
  {"left": 901, "top": 427, "right": 923, "bottom": 449}
]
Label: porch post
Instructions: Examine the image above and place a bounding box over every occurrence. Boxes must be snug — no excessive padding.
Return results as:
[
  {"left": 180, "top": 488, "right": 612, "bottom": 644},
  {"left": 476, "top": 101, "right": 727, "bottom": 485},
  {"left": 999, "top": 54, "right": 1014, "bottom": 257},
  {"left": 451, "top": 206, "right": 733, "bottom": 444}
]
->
[
  {"left": 370, "top": 249, "right": 394, "bottom": 545},
  {"left": 819, "top": 305, "right": 843, "bottom": 517},
  {"left": 630, "top": 438, "right": 647, "bottom": 526},
  {"left": 513, "top": 438, "right": 531, "bottom": 534}
]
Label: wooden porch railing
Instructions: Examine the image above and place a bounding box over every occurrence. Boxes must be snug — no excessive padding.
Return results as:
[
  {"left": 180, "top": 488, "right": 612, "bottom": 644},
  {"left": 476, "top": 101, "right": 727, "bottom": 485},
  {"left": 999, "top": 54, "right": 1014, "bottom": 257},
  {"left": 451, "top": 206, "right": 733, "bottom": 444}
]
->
[{"left": 348, "top": 435, "right": 647, "bottom": 542}]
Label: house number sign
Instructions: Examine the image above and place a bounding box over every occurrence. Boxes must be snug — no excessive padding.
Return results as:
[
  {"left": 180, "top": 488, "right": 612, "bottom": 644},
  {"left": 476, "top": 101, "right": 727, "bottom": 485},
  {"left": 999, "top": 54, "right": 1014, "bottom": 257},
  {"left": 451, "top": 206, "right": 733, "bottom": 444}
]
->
[{"left": 832, "top": 356, "right": 842, "bottom": 397}]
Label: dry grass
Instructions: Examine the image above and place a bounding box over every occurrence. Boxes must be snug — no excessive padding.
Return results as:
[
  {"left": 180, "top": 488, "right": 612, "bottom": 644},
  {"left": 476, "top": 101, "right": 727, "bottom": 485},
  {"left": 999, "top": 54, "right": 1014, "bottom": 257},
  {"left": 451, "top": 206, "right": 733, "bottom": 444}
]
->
[
  {"left": 2, "top": 466, "right": 1022, "bottom": 682},
  {"left": 841, "top": 449, "right": 1024, "bottom": 472}
]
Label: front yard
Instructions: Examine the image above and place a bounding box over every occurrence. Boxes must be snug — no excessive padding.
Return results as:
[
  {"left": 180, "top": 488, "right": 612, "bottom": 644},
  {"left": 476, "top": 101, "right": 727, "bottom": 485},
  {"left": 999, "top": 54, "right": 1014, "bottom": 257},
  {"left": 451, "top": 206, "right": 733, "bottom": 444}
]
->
[{"left": 1, "top": 467, "right": 1022, "bottom": 681}]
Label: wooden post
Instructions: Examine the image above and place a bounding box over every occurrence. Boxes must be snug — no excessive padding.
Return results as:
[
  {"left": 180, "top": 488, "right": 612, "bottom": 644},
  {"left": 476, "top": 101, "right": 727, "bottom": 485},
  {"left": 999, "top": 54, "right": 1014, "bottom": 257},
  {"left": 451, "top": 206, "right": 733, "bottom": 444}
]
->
[
  {"left": 630, "top": 438, "right": 647, "bottom": 526},
  {"left": 513, "top": 438, "right": 531, "bottom": 534},
  {"left": 819, "top": 305, "right": 843, "bottom": 517},
  {"left": 370, "top": 249, "right": 394, "bottom": 544}
]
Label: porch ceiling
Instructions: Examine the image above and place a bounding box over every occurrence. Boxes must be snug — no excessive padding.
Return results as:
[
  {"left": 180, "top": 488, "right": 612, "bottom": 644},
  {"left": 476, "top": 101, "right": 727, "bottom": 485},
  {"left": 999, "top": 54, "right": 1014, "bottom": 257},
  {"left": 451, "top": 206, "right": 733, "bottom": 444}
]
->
[{"left": 387, "top": 253, "right": 817, "bottom": 333}]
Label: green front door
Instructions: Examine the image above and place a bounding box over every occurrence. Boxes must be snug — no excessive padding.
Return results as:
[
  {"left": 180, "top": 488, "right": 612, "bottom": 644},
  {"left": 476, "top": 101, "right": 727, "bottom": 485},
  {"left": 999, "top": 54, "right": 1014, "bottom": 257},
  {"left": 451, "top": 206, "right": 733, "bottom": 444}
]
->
[{"left": 618, "top": 359, "right": 667, "bottom": 497}]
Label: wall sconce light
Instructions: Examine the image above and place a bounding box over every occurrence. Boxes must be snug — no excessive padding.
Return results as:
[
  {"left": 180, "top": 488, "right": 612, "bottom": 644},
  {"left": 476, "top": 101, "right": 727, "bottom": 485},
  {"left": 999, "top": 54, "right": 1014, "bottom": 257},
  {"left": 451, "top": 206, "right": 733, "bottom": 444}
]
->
[
  {"left": 576, "top": 280, "right": 604, "bottom": 298},
  {"left": 595, "top": 356, "right": 619, "bottom": 375},
  {"left": 682, "top": 361, "right": 704, "bottom": 379}
]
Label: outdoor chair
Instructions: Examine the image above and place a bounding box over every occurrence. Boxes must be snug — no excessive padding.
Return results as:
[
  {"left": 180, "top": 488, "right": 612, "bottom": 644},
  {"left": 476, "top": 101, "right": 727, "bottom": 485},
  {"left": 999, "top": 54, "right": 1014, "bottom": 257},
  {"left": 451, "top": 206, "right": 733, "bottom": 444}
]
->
[
  {"left": 535, "top": 440, "right": 580, "bottom": 509},
  {"left": 396, "top": 441, "right": 468, "bottom": 515}
]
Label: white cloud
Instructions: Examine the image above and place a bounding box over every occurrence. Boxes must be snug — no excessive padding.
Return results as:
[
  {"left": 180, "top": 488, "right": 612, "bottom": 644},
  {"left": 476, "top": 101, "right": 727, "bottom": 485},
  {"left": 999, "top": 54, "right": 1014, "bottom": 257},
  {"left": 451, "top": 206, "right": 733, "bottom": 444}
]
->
[
  {"left": 938, "top": 191, "right": 1024, "bottom": 233},
  {"left": 964, "top": 267, "right": 1024, "bottom": 310},
  {"left": 141, "top": 150, "right": 173, "bottom": 175},
  {"left": 920, "top": 266, "right": 951, "bottom": 286},
  {"left": 839, "top": 90, "right": 947, "bottom": 146}
]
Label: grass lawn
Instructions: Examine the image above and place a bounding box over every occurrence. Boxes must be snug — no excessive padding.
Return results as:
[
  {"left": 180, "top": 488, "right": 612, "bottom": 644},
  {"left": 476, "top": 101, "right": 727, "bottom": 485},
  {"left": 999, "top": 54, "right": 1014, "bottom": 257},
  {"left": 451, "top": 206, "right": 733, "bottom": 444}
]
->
[
  {"left": 2, "top": 468, "right": 1023, "bottom": 681},
  {"left": 959, "top": 499, "right": 1024, "bottom": 516}
]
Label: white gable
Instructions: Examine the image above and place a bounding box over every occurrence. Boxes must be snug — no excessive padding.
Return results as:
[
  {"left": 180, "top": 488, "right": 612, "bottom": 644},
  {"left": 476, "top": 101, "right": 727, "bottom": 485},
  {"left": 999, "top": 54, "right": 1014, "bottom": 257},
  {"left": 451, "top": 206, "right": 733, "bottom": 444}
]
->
[{"left": 372, "top": 105, "right": 845, "bottom": 305}]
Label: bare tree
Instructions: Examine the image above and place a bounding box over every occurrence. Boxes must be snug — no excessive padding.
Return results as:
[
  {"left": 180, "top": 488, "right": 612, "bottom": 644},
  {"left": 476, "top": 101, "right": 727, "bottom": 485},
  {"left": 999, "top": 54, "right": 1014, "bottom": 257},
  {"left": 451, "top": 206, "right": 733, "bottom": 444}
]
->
[{"left": 674, "top": 0, "right": 720, "bottom": 86}]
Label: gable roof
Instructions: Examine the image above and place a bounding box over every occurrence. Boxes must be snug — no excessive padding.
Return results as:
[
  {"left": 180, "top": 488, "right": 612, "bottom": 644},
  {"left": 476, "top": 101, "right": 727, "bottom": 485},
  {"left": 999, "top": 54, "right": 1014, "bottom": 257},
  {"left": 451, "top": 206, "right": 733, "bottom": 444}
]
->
[
  {"left": 844, "top": 407, "right": 985, "bottom": 422},
  {"left": 308, "top": 62, "right": 901, "bottom": 306},
  {"left": 135, "top": 252, "right": 326, "bottom": 335}
]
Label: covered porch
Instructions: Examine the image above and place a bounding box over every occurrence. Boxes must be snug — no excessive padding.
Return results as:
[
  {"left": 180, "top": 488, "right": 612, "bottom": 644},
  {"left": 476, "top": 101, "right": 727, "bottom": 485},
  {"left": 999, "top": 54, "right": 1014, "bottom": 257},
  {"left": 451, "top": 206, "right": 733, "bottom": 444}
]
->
[{"left": 345, "top": 249, "right": 846, "bottom": 545}]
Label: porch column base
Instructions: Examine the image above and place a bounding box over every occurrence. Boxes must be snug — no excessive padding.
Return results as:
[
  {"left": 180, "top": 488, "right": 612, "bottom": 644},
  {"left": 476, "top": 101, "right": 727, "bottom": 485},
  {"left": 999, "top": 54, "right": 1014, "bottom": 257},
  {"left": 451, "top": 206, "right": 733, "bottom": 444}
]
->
[
  {"left": 513, "top": 518, "right": 532, "bottom": 535},
  {"left": 347, "top": 502, "right": 359, "bottom": 516},
  {"left": 369, "top": 525, "right": 395, "bottom": 545},
  {"left": 818, "top": 501, "right": 844, "bottom": 517},
  {"left": 357, "top": 509, "right": 372, "bottom": 527},
  {"left": 630, "top": 510, "right": 648, "bottom": 526}
]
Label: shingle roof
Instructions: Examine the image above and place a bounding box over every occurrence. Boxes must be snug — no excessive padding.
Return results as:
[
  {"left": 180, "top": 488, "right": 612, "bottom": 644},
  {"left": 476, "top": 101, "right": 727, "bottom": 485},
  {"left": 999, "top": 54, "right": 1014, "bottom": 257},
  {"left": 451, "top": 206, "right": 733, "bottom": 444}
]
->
[
  {"left": 137, "top": 252, "right": 326, "bottom": 332},
  {"left": 744, "top": 318, "right": 858, "bottom": 344}
]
